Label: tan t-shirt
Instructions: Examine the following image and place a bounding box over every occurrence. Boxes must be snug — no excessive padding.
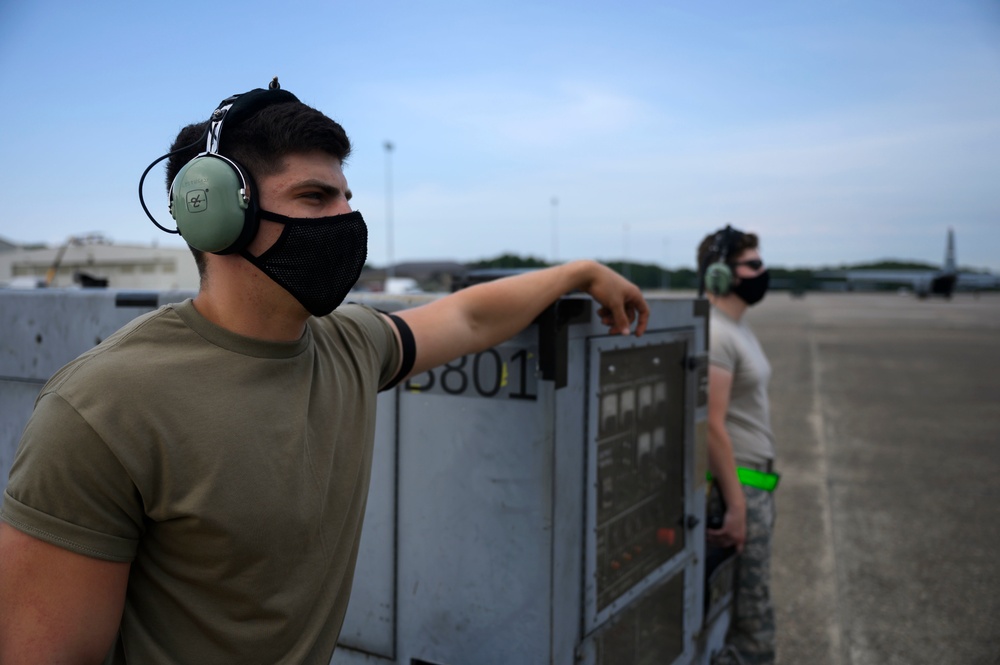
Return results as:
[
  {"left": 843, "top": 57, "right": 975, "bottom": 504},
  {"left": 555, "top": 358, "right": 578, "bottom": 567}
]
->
[
  {"left": 709, "top": 306, "right": 775, "bottom": 465},
  {"left": 2, "top": 299, "right": 401, "bottom": 663}
]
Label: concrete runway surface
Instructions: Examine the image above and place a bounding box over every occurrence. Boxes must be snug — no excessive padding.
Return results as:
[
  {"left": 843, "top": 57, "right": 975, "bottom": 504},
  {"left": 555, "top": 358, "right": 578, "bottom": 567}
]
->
[{"left": 742, "top": 292, "right": 1000, "bottom": 665}]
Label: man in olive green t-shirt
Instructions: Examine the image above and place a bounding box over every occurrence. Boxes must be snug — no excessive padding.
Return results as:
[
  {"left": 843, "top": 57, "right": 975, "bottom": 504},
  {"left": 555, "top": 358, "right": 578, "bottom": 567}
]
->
[{"left": 0, "top": 82, "right": 650, "bottom": 663}]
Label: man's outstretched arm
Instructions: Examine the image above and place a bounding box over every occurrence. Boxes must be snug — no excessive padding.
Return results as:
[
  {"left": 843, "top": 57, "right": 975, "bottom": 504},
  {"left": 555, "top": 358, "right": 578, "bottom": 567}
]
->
[
  {"left": 391, "top": 259, "right": 649, "bottom": 380},
  {"left": 0, "top": 522, "right": 129, "bottom": 663}
]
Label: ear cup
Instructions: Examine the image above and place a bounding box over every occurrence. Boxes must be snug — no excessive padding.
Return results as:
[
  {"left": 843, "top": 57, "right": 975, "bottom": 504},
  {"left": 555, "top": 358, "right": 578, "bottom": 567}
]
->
[
  {"left": 142, "top": 83, "right": 299, "bottom": 248},
  {"left": 169, "top": 154, "right": 257, "bottom": 254},
  {"left": 704, "top": 261, "right": 733, "bottom": 296}
]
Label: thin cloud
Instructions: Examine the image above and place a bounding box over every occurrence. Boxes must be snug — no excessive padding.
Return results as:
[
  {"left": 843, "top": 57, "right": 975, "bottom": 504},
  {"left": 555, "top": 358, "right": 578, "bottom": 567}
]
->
[{"left": 382, "top": 79, "right": 652, "bottom": 149}]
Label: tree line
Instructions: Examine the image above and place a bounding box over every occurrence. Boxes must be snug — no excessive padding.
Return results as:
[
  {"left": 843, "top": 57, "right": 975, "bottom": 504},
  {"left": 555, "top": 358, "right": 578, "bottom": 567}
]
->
[{"left": 465, "top": 253, "right": 962, "bottom": 292}]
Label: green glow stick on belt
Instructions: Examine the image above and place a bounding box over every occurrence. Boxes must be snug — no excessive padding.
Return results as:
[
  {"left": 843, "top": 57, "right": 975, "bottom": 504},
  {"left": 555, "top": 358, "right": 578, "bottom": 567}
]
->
[{"left": 706, "top": 467, "right": 780, "bottom": 492}]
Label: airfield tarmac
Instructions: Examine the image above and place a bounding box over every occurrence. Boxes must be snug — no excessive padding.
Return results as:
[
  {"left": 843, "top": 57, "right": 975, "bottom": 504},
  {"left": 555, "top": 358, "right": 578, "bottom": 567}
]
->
[{"left": 740, "top": 291, "right": 1000, "bottom": 665}]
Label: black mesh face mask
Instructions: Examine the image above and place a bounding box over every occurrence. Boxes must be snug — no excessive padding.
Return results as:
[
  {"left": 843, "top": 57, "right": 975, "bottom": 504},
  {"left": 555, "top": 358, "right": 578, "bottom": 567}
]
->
[
  {"left": 731, "top": 269, "right": 770, "bottom": 306},
  {"left": 241, "top": 210, "right": 368, "bottom": 316}
]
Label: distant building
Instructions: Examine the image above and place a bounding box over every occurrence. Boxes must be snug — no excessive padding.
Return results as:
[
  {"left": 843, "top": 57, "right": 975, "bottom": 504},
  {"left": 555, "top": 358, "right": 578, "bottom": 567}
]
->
[
  {"left": 0, "top": 235, "right": 199, "bottom": 290},
  {"left": 358, "top": 261, "right": 468, "bottom": 293}
]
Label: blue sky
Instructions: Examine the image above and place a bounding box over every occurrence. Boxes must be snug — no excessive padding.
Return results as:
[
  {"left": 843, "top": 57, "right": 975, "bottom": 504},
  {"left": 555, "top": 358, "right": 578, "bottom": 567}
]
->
[{"left": 1, "top": 0, "right": 998, "bottom": 271}]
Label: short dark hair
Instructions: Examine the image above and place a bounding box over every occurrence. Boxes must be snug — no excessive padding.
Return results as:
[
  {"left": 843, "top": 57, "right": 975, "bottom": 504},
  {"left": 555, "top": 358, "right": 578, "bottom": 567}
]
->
[
  {"left": 697, "top": 226, "right": 759, "bottom": 274},
  {"left": 164, "top": 99, "right": 352, "bottom": 277}
]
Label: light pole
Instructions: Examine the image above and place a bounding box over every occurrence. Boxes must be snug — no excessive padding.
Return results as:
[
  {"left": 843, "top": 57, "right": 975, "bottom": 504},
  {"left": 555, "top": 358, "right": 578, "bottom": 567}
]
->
[
  {"left": 623, "top": 223, "right": 631, "bottom": 281},
  {"left": 384, "top": 140, "right": 394, "bottom": 281},
  {"left": 662, "top": 238, "right": 670, "bottom": 290},
  {"left": 551, "top": 196, "right": 559, "bottom": 264}
]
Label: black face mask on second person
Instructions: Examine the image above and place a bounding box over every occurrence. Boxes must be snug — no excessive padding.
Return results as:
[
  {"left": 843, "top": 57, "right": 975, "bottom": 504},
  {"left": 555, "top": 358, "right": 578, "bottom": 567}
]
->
[
  {"left": 241, "top": 209, "right": 368, "bottom": 317},
  {"left": 731, "top": 269, "right": 770, "bottom": 306}
]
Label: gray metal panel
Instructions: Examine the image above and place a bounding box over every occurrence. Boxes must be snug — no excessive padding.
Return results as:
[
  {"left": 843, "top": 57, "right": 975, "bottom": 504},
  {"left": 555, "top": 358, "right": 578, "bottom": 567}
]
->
[
  {"left": 395, "top": 329, "right": 554, "bottom": 665},
  {"left": 1, "top": 290, "right": 721, "bottom": 665},
  {"left": 550, "top": 327, "right": 589, "bottom": 665}
]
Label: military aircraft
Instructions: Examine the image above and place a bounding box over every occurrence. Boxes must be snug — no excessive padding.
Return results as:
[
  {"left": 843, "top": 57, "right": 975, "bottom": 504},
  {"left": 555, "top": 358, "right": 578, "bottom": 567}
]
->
[{"left": 817, "top": 228, "right": 1000, "bottom": 298}]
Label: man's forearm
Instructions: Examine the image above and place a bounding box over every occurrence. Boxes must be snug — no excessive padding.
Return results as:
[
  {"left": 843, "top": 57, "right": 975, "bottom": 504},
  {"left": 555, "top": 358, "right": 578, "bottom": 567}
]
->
[
  {"left": 451, "top": 260, "right": 602, "bottom": 347},
  {"left": 397, "top": 259, "right": 646, "bottom": 381},
  {"left": 707, "top": 423, "right": 745, "bottom": 511}
]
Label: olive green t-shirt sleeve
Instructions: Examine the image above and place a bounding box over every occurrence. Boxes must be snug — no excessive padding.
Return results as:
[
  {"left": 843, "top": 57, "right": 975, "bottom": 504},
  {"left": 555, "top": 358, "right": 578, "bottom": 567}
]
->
[
  {"left": 336, "top": 304, "right": 403, "bottom": 388},
  {"left": 2, "top": 392, "right": 143, "bottom": 562}
]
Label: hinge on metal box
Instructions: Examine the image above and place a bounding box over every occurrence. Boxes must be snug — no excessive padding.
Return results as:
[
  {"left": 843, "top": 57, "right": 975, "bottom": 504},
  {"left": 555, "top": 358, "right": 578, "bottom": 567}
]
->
[
  {"left": 536, "top": 297, "right": 591, "bottom": 389},
  {"left": 686, "top": 353, "right": 708, "bottom": 372},
  {"left": 115, "top": 292, "right": 159, "bottom": 309}
]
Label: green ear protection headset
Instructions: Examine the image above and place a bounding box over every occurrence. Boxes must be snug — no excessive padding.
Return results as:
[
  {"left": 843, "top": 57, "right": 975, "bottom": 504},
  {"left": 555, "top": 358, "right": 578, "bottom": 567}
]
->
[
  {"left": 702, "top": 225, "right": 744, "bottom": 296},
  {"left": 139, "top": 78, "right": 299, "bottom": 254}
]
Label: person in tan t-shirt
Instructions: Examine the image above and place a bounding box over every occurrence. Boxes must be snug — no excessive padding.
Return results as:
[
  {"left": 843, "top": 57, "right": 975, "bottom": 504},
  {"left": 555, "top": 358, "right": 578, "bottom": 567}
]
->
[{"left": 698, "top": 225, "right": 778, "bottom": 665}]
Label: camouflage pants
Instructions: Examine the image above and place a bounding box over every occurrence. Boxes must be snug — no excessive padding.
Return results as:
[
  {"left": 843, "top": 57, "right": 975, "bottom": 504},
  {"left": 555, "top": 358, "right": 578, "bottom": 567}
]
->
[{"left": 717, "top": 486, "right": 776, "bottom": 665}]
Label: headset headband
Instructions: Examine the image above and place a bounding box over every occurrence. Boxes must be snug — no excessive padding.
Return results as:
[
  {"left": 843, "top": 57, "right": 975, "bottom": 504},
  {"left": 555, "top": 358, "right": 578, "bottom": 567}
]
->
[
  {"left": 205, "top": 81, "right": 301, "bottom": 155},
  {"left": 710, "top": 225, "right": 744, "bottom": 266}
]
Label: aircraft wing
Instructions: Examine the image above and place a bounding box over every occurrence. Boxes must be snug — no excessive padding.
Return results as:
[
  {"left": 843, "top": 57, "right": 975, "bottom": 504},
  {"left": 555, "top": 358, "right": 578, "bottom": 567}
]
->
[
  {"left": 816, "top": 230, "right": 998, "bottom": 298},
  {"left": 830, "top": 270, "right": 936, "bottom": 285},
  {"left": 956, "top": 272, "right": 1000, "bottom": 290},
  {"left": 816, "top": 269, "right": 954, "bottom": 298}
]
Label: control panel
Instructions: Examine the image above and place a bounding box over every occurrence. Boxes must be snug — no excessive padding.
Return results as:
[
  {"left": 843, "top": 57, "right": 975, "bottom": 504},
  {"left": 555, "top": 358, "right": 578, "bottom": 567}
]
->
[
  {"left": 595, "top": 571, "right": 686, "bottom": 665},
  {"left": 586, "top": 331, "right": 694, "bottom": 631}
]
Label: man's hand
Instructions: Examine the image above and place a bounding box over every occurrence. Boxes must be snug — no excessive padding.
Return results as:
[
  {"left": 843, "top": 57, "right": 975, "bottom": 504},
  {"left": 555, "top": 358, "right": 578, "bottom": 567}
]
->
[
  {"left": 581, "top": 261, "right": 650, "bottom": 336},
  {"left": 706, "top": 501, "right": 747, "bottom": 553}
]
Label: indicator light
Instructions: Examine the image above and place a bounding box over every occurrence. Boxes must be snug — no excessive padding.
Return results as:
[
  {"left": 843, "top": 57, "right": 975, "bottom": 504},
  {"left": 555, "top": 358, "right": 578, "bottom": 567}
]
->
[{"left": 657, "top": 527, "right": 676, "bottom": 547}]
